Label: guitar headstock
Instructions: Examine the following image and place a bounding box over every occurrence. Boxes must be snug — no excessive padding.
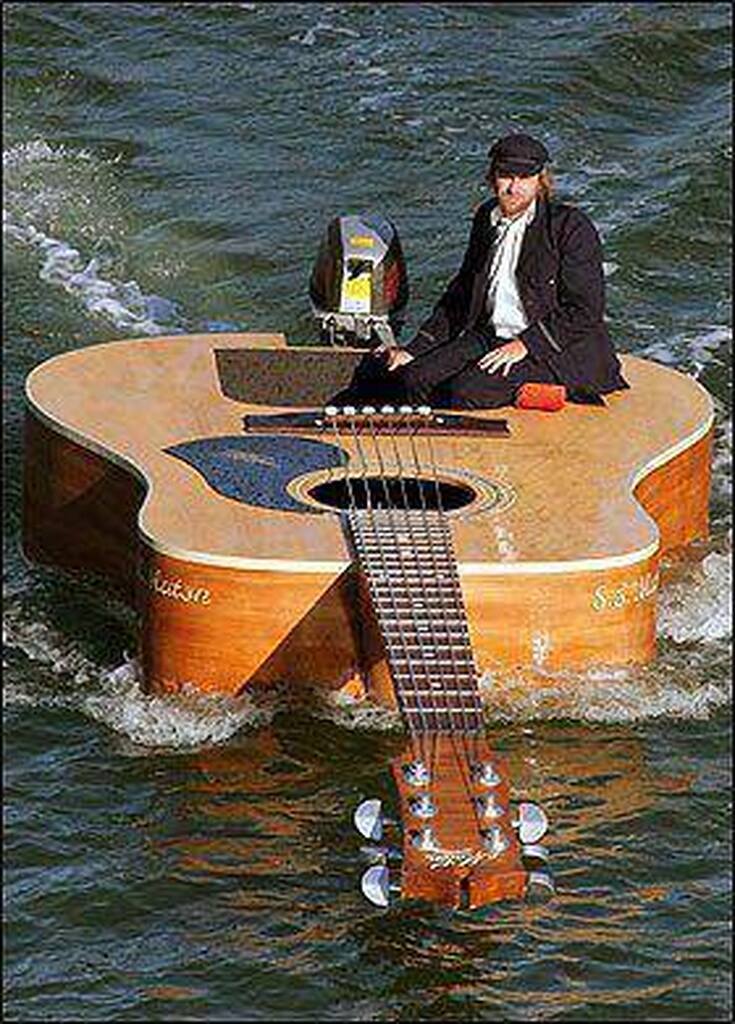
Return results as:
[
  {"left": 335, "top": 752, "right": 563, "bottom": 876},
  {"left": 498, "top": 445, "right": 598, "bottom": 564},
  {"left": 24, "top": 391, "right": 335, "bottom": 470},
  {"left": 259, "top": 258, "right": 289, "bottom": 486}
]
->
[{"left": 354, "top": 733, "right": 552, "bottom": 910}]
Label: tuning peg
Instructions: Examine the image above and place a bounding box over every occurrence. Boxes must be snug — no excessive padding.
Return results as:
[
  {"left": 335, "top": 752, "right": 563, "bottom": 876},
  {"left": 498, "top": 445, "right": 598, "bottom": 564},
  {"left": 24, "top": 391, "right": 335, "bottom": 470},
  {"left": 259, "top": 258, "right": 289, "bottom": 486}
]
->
[
  {"left": 353, "top": 798, "right": 391, "bottom": 841},
  {"left": 525, "top": 871, "right": 555, "bottom": 900},
  {"left": 521, "top": 843, "right": 550, "bottom": 866},
  {"left": 473, "top": 793, "right": 506, "bottom": 820},
  {"left": 410, "top": 826, "right": 440, "bottom": 852},
  {"left": 408, "top": 793, "right": 437, "bottom": 819},
  {"left": 481, "top": 825, "right": 510, "bottom": 858},
  {"left": 360, "top": 864, "right": 400, "bottom": 908},
  {"left": 402, "top": 760, "right": 431, "bottom": 787},
  {"left": 471, "top": 761, "right": 501, "bottom": 788},
  {"left": 513, "top": 802, "right": 549, "bottom": 844}
]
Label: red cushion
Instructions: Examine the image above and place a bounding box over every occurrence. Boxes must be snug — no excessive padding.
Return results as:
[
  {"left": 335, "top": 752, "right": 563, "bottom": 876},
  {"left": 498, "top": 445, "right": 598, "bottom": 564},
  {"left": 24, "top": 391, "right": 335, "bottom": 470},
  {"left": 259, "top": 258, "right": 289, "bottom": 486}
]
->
[{"left": 515, "top": 383, "right": 566, "bottom": 411}]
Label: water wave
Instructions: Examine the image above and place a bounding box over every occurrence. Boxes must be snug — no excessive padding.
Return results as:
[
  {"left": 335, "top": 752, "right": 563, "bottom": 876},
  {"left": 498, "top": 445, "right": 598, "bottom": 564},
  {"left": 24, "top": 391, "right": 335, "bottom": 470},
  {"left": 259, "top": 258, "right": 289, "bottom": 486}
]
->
[
  {"left": 2, "top": 139, "right": 185, "bottom": 336},
  {"left": 5, "top": 537, "right": 730, "bottom": 746},
  {"left": 2, "top": 605, "right": 268, "bottom": 749}
]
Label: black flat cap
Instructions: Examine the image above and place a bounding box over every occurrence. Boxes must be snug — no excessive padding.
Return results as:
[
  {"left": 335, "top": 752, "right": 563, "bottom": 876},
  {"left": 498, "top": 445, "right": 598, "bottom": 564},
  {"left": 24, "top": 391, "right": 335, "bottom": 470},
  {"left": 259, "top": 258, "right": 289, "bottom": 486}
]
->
[{"left": 488, "top": 133, "right": 550, "bottom": 176}]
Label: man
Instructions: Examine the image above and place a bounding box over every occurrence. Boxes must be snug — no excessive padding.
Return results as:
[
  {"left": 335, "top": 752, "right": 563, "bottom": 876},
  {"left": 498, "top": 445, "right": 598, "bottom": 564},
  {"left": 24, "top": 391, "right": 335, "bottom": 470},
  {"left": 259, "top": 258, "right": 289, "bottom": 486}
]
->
[{"left": 335, "top": 132, "right": 628, "bottom": 408}]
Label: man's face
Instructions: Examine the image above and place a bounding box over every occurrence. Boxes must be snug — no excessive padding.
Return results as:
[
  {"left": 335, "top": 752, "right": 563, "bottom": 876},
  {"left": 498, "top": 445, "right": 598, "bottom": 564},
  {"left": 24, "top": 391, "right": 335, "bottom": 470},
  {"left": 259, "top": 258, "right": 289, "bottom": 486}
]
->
[{"left": 491, "top": 170, "right": 540, "bottom": 218}]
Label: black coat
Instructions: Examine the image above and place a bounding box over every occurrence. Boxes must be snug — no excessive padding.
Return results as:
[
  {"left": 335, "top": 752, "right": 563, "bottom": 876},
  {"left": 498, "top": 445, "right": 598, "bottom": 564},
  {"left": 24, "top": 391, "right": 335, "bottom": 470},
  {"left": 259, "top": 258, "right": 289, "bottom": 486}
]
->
[{"left": 405, "top": 197, "right": 628, "bottom": 396}]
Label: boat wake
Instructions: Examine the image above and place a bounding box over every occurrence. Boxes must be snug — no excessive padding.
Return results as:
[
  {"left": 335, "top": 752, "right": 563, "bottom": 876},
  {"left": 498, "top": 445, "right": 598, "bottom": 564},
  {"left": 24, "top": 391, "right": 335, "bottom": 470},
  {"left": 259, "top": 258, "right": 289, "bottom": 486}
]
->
[
  {"left": 2, "top": 605, "right": 269, "bottom": 751},
  {"left": 4, "top": 539, "right": 731, "bottom": 746},
  {"left": 3, "top": 138, "right": 186, "bottom": 337}
]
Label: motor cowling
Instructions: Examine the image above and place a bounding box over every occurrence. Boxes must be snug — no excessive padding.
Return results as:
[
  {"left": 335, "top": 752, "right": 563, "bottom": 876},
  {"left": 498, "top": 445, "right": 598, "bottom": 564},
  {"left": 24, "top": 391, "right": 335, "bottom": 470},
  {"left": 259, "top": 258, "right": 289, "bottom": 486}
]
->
[{"left": 309, "top": 213, "right": 409, "bottom": 348}]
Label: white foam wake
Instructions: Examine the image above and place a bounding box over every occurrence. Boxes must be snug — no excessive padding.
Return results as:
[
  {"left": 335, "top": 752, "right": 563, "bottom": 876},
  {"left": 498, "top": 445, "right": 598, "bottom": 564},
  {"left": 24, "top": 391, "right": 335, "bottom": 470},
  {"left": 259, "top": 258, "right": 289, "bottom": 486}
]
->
[
  {"left": 3, "top": 606, "right": 268, "bottom": 750},
  {"left": 3, "top": 138, "right": 184, "bottom": 336},
  {"left": 658, "top": 549, "right": 732, "bottom": 643}
]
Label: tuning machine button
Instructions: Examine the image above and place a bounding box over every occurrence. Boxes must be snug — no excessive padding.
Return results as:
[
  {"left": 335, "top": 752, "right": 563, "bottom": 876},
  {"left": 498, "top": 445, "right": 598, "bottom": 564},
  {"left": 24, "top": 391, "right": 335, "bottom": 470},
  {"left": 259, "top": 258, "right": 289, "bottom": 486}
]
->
[
  {"left": 353, "top": 798, "right": 394, "bottom": 842},
  {"left": 471, "top": 761, "right": 501, "bottom": 788},
  {"left": 473, "top": 793, "right": 505, "bottom": 820},
  {"left": 513, "top": 802, "right": 549, "bottom": 844},
  {"left": 402, "top": 760, "right": 431, "bottom": 787},
  {"left": 360, "top": 864, "right": 400, "bottom": 908}
]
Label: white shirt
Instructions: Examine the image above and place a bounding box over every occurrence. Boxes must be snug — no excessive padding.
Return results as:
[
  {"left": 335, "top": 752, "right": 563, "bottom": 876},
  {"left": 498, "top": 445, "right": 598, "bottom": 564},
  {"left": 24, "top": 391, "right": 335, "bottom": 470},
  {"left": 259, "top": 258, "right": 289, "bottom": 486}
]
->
[{"left": 485, "top": 200, "right": 536, "bottom": 340}]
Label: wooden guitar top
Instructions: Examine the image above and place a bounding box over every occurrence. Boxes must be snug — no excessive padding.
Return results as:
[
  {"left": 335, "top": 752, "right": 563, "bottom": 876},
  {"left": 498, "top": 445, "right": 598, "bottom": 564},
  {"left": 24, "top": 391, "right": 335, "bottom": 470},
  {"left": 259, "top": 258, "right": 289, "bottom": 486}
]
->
[{"left": 25, "top": 332, "right": 714, "bottom": 578}]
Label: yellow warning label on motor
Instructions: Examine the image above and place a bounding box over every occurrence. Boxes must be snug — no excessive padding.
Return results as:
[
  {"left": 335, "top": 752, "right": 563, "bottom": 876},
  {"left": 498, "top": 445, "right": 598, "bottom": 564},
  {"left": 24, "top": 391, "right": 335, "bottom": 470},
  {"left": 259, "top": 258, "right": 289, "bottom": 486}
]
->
[
  {"left": 341, "top": 271, "right": 372, "bottom": 312},
  {"left": 349, "top": 235, "right": 375, "bottom": 248}
]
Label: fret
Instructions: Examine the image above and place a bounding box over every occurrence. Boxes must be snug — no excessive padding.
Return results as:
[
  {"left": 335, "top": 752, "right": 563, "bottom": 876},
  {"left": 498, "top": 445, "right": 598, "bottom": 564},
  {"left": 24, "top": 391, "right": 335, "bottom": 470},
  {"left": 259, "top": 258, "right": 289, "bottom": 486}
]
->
[
  {"left": 398, "top": 688, "right": 482, "bottom": 699},
  {"left": 346, "top": 505, "right": 485, "bottom": 730},
  {"left": 400, "top": 705, "right": 482, "bottom": 717},
  {"left": 370, "top": 592, "right": 463, "bottom": 604},
  {"left": 388, "top": 653, "right": 476, "bottom": 666}
]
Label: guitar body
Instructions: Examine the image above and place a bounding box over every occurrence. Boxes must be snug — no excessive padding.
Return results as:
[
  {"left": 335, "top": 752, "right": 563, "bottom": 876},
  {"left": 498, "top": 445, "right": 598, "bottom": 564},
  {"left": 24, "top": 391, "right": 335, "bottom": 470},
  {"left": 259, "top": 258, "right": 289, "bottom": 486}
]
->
[{"left": 24, "top": 332, "right": 713, "bottom": 700}]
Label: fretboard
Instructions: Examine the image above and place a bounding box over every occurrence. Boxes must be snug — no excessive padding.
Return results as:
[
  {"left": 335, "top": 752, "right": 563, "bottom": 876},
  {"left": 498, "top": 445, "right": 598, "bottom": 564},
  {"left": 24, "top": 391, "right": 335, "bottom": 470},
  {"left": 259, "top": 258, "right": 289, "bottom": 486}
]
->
[{"left": 346, "top": 507, "right": 484, "bottom": 734}]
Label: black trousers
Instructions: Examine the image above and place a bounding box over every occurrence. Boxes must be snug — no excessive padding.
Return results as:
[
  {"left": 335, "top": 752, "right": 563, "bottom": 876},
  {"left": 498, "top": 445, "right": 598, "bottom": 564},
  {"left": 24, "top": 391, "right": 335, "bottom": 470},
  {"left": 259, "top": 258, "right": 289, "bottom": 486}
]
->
[{"left": 332, "top": 327, "right": 558, "bottom": 410}]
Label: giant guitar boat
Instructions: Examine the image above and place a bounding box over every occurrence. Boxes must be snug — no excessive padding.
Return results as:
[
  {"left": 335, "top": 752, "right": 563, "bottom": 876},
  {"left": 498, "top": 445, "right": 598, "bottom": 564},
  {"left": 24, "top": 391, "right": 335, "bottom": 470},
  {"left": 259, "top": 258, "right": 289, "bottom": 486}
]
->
[{"left": 22, "top": 216, "right": 714, "bottom": 910}]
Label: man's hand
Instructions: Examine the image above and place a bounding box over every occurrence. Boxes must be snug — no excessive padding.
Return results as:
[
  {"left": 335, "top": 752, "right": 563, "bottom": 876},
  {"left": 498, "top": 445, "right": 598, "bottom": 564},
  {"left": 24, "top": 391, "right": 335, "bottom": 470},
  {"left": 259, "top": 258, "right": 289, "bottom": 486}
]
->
[
  {"left": 478, "top": 338, "right": 528, "bottom": 377},
  {"left": 374, "top": 344, "right": 414, "bottom": 372}
]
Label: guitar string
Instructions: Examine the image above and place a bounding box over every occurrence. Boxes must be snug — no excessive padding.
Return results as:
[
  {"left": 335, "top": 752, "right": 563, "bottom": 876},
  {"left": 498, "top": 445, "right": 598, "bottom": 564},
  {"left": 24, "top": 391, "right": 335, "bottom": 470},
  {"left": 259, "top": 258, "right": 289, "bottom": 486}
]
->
[
  {"left": 397, "top": 415, "right": 476, "bottom": 833},
  {"left": 344, "top": 410, "right": 430, "bottom": 743},
  {"left": 386, "top": 411, "right": 458, "bottom": 738},
  {"left": 383, "top": 408, "right": 475, "bottom": 819},
  {"left": 423, "top": 426, "right": 491, "bottom": 842},
  {"left": 404, "top": 418, "right": 476, "bottom": 739},
  {"left": 352, "top": 411, "right": 436, "bottom": 781},
  {"left": 422, "top": 427, "right": 484, "bottom": 732},
  {"left": 365, "top": 410, "right": 448, "bottom": 733},
  {"left": 327, "top": 411, "right": 418, "bottom": 731},
  {"left": 356, "top": 405, "right": 440, "bottom": 770},
  {"left": 329, "top": 406, "right": 503, "bottom": 857},
  {"left": 413, "top": 422, "right": 486, "bottom": 848},
  {"left": 363, "top": 409, "right": 435, "bottom": 747}
]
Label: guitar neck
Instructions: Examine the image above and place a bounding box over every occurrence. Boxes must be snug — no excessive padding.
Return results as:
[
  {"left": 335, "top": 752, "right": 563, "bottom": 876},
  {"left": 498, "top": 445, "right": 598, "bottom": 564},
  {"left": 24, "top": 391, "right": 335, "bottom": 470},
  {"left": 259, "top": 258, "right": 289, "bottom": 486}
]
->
[{"left": 346, "top": 506, "right": 484, "bottom": 734}]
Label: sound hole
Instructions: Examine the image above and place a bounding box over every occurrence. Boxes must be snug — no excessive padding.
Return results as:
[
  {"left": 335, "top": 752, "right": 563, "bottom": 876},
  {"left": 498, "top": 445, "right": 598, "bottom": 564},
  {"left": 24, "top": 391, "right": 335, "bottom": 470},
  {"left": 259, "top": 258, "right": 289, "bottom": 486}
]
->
[{"left": 308, "top": 476, "right": 476, "bottom": 511}]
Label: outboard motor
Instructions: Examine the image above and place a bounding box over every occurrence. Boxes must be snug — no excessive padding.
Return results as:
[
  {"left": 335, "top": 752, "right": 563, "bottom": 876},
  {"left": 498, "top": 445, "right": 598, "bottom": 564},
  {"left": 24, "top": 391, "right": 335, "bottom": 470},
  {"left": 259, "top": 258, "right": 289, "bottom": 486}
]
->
[{"left": 309, "top": 213, "right": 409, "bottom": 348}]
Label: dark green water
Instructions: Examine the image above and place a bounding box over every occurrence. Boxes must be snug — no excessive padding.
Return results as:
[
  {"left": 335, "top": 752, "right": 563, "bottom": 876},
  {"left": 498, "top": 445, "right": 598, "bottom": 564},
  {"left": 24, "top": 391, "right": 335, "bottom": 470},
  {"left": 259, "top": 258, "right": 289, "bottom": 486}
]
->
[{"left": 3, "top": 3, "right": 732, "bottom": 1020}]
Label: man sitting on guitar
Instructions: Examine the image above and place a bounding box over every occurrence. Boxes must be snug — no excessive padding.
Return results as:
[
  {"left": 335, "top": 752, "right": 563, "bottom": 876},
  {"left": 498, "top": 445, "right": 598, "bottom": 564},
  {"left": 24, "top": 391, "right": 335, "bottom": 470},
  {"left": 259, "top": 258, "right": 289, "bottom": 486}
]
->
[{"left": 335, "top": 132, "right": 628, "bottom": 409}]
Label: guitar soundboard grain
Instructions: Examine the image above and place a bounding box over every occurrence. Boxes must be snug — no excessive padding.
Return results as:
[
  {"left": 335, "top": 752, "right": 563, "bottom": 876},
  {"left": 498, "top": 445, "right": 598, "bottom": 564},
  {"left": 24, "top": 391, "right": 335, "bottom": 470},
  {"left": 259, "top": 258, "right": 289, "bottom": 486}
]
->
[{"left": 23, "top": 333, "right": 714, "bottom": 697}]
